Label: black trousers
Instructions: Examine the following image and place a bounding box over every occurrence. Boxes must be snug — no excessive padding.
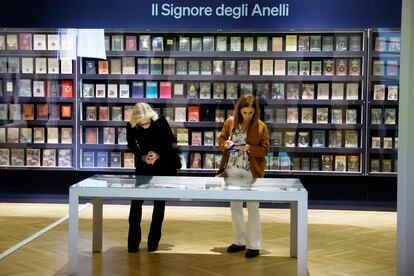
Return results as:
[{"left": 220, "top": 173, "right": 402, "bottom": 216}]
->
[{"left": 128, "top": 199, "right": 165, "bottom": 249}]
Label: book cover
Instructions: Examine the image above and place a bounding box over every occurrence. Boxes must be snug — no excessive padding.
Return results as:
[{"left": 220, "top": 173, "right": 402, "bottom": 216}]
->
[
  {"left": 274, "top": 59, "right": 286, "bottom": 76},
  {"left": 373, "top": 84, "right": 385, "bottom": 100},
  {"left": 331, "top": 108, "right": 343, "bottom": 124},
  {"left": 191, "top": 37, "right": 202, "bottom": 51},
  {"left": 373, "top": 60, "right": 385, "bottom": 76},
  {"left": 216, "top": 36, "right": 227, "bottom": 51},
  {"left": 328, "top": 130, "right": 342, "bottom": 148},
  {"left": 61, "top": 128, "right": 72, "bottom": 144},
  {"left": 230, "top": 36, "right": 241, "bottom": 51},
  {"left": 262, "top": 60, "right": 273, "bottom": 76},
  {"left": 60, "top": 59, "right": 73, "bottom": 74},
  {"left": 174, "top": 107, "right": 187, "bottom": 122},
  {"left": 110, "top": 58, "right": 122, "bottom": 74},
  {"left": 200, "top": 60, "right": 212, "bottom": 75},
  {"left": 11, "top": 149, "right": 25, "bottom": 166},
  {"left": 19, "top": 33, "right": 32, "bottom": 50},
  {"left": 335, "top": 59, "right": 348, "bottom": 75},
  {"left": 349, "top": 35, "right": 362, "bottom": 51},
  {"left": 85, "top": 106, "right": 96, "bottom": 121},
  {"left": 225, "top": 60, "right": 236, "bottom": 75},
  {"left": 264, "top": 108, "right": 273, "bottom": 123},
  {"left": 237, "top": 60, "right": 248, "bottom": 75},
  {"left": 191, "top": 131, "right": 202, "bottom": 146},
  {"left": 388, "top": 36, "right": 401, "bottom": 52},
  {"left": 83, "top": 151, "right": 95, "bottom": 167},
  {"left": 150, "top": 58, "right": 162, "bottom": 75},
  {"left": 102, "top": 127, "right": 115, "bottom": 144},
  {"left": 383, "top": 137, "right": 393, "bottom": 149},
  {"left": 298, "top": 35, "right": 310, "bottom": 51},
  {"left": 163, "top": 58, "right": 175, "bottom": 75},
  {"left": 139, "top": 35, "right": 151, "bottom": 51},
  {"left": 179, "top": 36, "right": 190, "bottom": 51},
  {"left": 7, "top": 128, "right": 19, "bottom": 143},
  {"left": 26, "top": 149, "right": 40, "bottom": 167},
  {"left": 19, "top": 127, "right": 32, "bottom": 143},
  {"left": 61, "top": 80, "right": 73, "bottom": 98},
  {"left": 215, "top": 109, "right": 225, "bottom": 122},
  {"left": 58, "top": 149, "right": 72, "bottom": 167},
  {"left": 47, "top": 34, "right": 60, "bottom": 50},
  {"left": 347, "top": 156, "right": 360, "bottom": 172},
  {"left": 176, "top": 128, "right": 188, "bottom": 145},
  {"left": 98, "top": 106, "right": 109, "bottom": 121},
  {"left": 47, "top": 127, "right": 59, "bottom": 143},
  {"left": 299, "top": 61, "right": 310, "bottom": 76},
  {"left": 298, "top": 132, "right": 310, "bottom": 147},
  {"left": 323, "top": 59, "right": 334, "bottom": 75},
  {"left": 287, "top": 107, "right": 299, "bottom": 123},
  {"left": 331, "top": 83, "right": 344, "bottom": 100},
  {"left": 111, "top": 106, "right": 123, "bottom": 121},
  {"left": 107, "top": 84, "right": 118, "bottom": 98},
  {"left": 33, "top": 127, "right": 45, "bottom": 143},
  {"left": 189, "top": 153, "right": 202, "bottom": 169},
  {"left": 312, "top": 130, "right": 325, "bottom": 147},
  {"left": 334, "top": 155, "right": 347, "bottom": 171},
  {"left": 256, "top": 36, "right": 268, "bottom": 51},
  {"left": 202, "top": 36, "right": 214, "bottom": 51},
  {"left": 371, "top": 137, "right": 381, "bottom": 148},
  {"left": 384, "top": 108, "right": 397, "bottom": 124},
  {"left": 272, "top": 37, "right": 283, "bottom": 51},
  {"left": 0, "top": 149, "right": 10, "bottom": 166},
  {"left": 316, "top": 107, "right": 329, "bottom": 124},
  {"left": 186, "top": 82, "right": 199, "bottom": 99},
  {"left": 310, "top": 35, "right": 321, "bottom": 51},
  {"left": 370, "top": 159, "right": 380, "bottom": 172},
  {"left": 285, "top": 35, "right": 297, "bottom": 51},
  {"left": 18, "top": 79, "right": 32, "bottom": 97},
  {"left": 346, "top": 109, "right": 357, "bottom": 124},
  {"left": 85, "top": 60, "right": 96, "bottom": 74},
  {"left": 301, "top": 107, "right": 313, "bottom": 124},
  {"left": 199, "top": 83, "right": 211, "bottom": 99},
  {"left": 7, "top": 57, "right": 20, "bottom": 73},
  {"left": 33, "top": 34, "right": 47, "bottom": 50},
  {"left": 317, "top": 83, "right": 329, "bottom": 99},
  {"left": 0, "top": 57, "right": 8, "bottom": 73},
  {"left": 173, "top": 83, "right": 185, "bottom": 98},
  {"left": 335, "top": 35, "right": 348, "bottom": 51},
  {"left": 212, "top": 60, "right": 223, "bottom": 75},
  {"left": 243, "top": 37, "right": 254, "bottom": 51},
  {"left": 311, "top": 157, "right": 320, "bottom": 171},
  {"left": 6, "top": 34, "right": 18, "bottom": 50},
  {"left": 371, "top": 108, "right": 383, "bottom": 124},
  {"left": 48, "top": 58, "right": 59, "bottom": 74},
  {"left": 213, "top": 83, "right": 225, "bottom": 99},
  {"left": 344, "top": 130, "right": 358, "bottom": 148},
  {"left": 9, "top": 104, "right": 21, "bottom": 120},
  {"left": 136, "top": 58, "right": 149, "bottom": 75},
  {"left": 122, "top": 57, "right": 135, "bottom": 74},
  {"left": 321, "top": 155, "right": 333, "bottom": 171},
  {"left": 387, "top": 86, "right": 399, "bottom": 100},
  {"left": 311, "top": 61, "right": 322, "bottom": 76},
  {"left": 345, "top": 83, "right": 359, "bottom": 100},
  {"left": 96, "top": 151, "right": 109, "bottom": 167},
  {"left": 287, "top": 61, "right": 298, "bottom": 75},
  {"left": 145, "top": 81, "right": 158, "bottom": 98},
  {"left": 203, "top": 131, "right": 214, "bottom": 146},
  {"left": 124, "top": 152, "right": 135, "bottom": 168},
  {"left": 35, "top": 57, "right": 46, "bottom": 74},
  {"left": 112, "top": 35, "right": 124, "bottom": 51},
  {"left": 119, "top": 84, "right": 130, "bottom": 98},
  {"left": 131, "top": 81, "right": 144, "bottom": 98},
  {"left": 188, "top": 106, "right": 200, "bottom": 122},
  {"left": 0, "top": 104, "right": 8, "bottom": 120},
  {"left": 286, "top": 83, "right": 299, "bottom": 99},
  {"left": 125, "top": 35, "right": 137, "bottom": 51},
  {"left": 270, "top": 131, "right": 282, "bottom": 146},
  {"left": 386, "top": 60, "right": 399, "bottom": 76},
  {"left": 203, "top": 153, "right": 214, "bottom": 169},
  {"left": 271, "top": 83, "right": 284, "bottom": 99},
  {"left": 162, "top": 107, "right": 174, "bottom": 122},
  {"left": 98, "top": 60, "right": 109, "bottom": 74},
  {"left": 23, "top": 104, "right": 34, "bottom": 120},
  {"left": 284, "top": 131, "right": 296, "bottom": 147},
  {"left": 85, "top": 127, "right": 98, "bottom": 144},
  {"left": 301, "top": 83, "right": 314, "bottom": 100}
]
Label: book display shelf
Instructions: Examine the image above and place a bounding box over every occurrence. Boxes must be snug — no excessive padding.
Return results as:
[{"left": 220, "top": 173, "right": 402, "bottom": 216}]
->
[
  {"left": 0, "top": 28, "right": 400, "bottom": 177},
  {"left": 367, "top": 29, "right": 400, "bottom": 175},
  {"left": 0, "top": 29, "right": 76, "bottom": 169}
]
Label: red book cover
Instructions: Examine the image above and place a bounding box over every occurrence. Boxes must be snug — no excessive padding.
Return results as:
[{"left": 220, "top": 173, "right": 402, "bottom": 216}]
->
[
  {"left": 159, "top": 81, "right": 172, "bottom": 98},
  {"left": 98, "top": 106, "right": 109, "bottom": 121},
  {"left": 61, "top": 105, "right": 72, "bottom": 119},
  {"left": 23, "top": 104, "right": 34, "bottom": 120},
  {"left": 61, "top": 80, "right": 73, "bottom": 98},
  {"left": 85, "top": 128, "right": 98, "bottom": 144},
  {"left": 98, "top": 60, "right": 109, "bottom": 74},
  {"left": 19, "top": 33, "right": 32, "bottom": 50},
  {"left": 187, "top": 106, "right": 200, "bottom": 122},
  {"left": 36, "top": 104, "right": 48, "bottom": 120},
  {"left": 125, "top": 36, "right": 137, "bottom": 51}
]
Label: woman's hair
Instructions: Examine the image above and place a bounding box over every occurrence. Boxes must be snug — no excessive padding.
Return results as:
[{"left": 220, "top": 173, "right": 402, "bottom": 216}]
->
[
  {"left": 233, "top": 94, "right": 260, "bottom": 128},
  {"left": 129, "top": 102, "right": 159, "bottom": 128}
]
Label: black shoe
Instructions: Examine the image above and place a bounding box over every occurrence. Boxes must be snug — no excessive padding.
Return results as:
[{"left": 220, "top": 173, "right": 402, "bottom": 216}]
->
[
  {"left": 128, "top": 247, "right": 139, "bottom": 253},
  {"left": 245, "top": 249, "right": 259, "bottom": 258},
  {"left": 227, "top": 244, "right": 246, "bottom": 253},
  {"left": 147, "top": 244, "right": 158, "bottom": 252}
]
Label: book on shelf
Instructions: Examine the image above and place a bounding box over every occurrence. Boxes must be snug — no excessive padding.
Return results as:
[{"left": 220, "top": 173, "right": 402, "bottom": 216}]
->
[
  {"left": 230, "top": 36, "right": 241, "bottom": 51},
  {"left": 374, "top": 36, "right": 387, "bottom": 51},
  {"left": 384, "top": 108, "right": 397, "bottom": 124},
  {"left": 61, "top": 105, "right": 72, "bottom": 120},
  {"left": 382, "top": 159, "right": 392, "bottom": 172},
  {"left": 131, "top": 81, "right": 144, "bottom": 98},
  {"left": 33, "top": 127, "right": 45, "bottom": 143},
  {"left": 125, "top": 35, "right": 137, "bottom": 51},
  {"left": 272, "top": 37, "right": 283, "bottom": 51},
  {"left": 201, "top": 106, "right": 215, "bottom": 122},
  {"left": 200, "top": 60, "right": 212, "bottom": 75},
  {"left": 117, "top": 128, "right": 127, "bottom": 144},
  {"left": 98, "top": 106, "right": 109, "bottom": 121},
  {"left": 6, "top": 34, "right": 18, "bottom": 50},
  {"left": 58, "top": 149, "right": 72, "bottom": 167},
  {"left": 334, "top": 155, "right": 347, "bottom": 171},
  {"left": 298, "top": 35, "right": 310, "bottom": 51},
  {"left": 335, "top": 35, "right": 348, "bottom": 51},
  {"left": 215, "top": 109, "right": 225, "bottom": 122},
  {"left": 349, "top": 35, "right": 362, "bottom": 51},
  {"left": 110, "top": 58, "right": 121, "bottom": 74},
  {"left": 270, "top": 156, "right": 279, "bottom": 170},
  {"left": 163, "top": 58, "right": 175, "bottom": 75},
  {"left": 212, "top": 60, "right": 223, "bottom": 75},
  {"left": 345, "top": 83, "right": 359, "bottom": 100},
  {"left": 270, "top": 131, "right": 282, "bottom": 147},
  {"left": 42, "top": 149, "right": 56, "bottom": 167},
  {"left": 186, "top": 82, "right": 199, "bottom": 99},
  {"left": 284, "top": 131, "right": 296, "bottom": 147},
  {"left": 7, "top": 127, "right": 19, "bottom": 143},
  {"left": 328, "top": 130, "right": 342, "bottom": 148},
  {"left": 159, "top": 81, "right": 172, "bottom": 99},
  {"left": 7, "top": 57, "right": 20, "bottom": 73},
  {"left": 152, "top": 36, "right": 164, "bottom": 51},
  {"left": 179, "top": 36, "right": 190, "bottom": 51},
  {"left": 173, "top": 83, "right": 185, "bottom": 98},
  {"left": 95, "top": 84, "right": 106, "bottom": 98},
  {"left": 387, "top": 85, "right": 399, "bottom": 100},
  {"left": 85, "top": 127, "right": 98, "bottom": 144},
  {"left": 19, "top": 33, "right": 32, "bottom": 50},
  {"left": 344, "top": 130, "right": 358, "bottom": 148},
  {"left": 310, "top": 35, "right": 321, "bottom": 51},
  {"left": 0, "top": 104, "right": 8, "bottom": 120},
  {"left": 317, "top": 83, "right": 329, "bottom": 99},
  {"left": 189, "top": 153, "right": 202, "bottom": 169},
  {"left": 23, "top": 104, "right": 34, "bottom": 120},
  {"left": 372, "top": 60, "right": 385, "bottom": 76},
  {"left": 163, "top": 107, "right": 174, "bottom": 122},
  {"left": 85, "top": 106, "right": 97, "bottom": 121},
  {"left": 316, "top": 107, "right": 329, "bottom": 124},
  {"left": 33, "top": 34, "right": 47, "bottom": 50},
  {"left": 216, "top": 36, "right": 227, "bottom": 51},
  {"left": 331, "top": 108, "right": 343, "bottom": 124},
  {"left": 287, "top": 61, "right": 298, "bottom": 75},
  {"left": 286, "top": 83, "right": 299, "bottom": 99},
  {"left": 256, "top": 83, "right": 269, "bottom": 99},
  {"left": 107, "top": 84, "right": 118, "bottom": 98},
  {"left": 371, "top": 136, "right": 381, "bottom": 148},
  {"left": 18, "top": 79, "right": 32, "bottom": 97},
  {"left": 83, "top": 84, "right": 94, "bottom": 98},
  {"left": 150, "top": 58, "right": 162, "bottom": 75},
  {"left": 335, "top": 59, "right": 348, "bottom": 75},
  {"left": 274, "top": 59, "right": 286, "bottom": 76},
  {"left": 287, "top": 107, "right": 299, "bottom": 123},
  {"left": 124, "top": 106, "right": 134, "bottom": 121},
  {"left": 96, "top": 151, "right": 109, "bottom": 167},
  {"left": 202, "top": 36, "right": 214, "bottom": 51},
  {"left": 191, "top": 37, "right": 202, "bottom": 51},
  {"left": 19, "top": 127, "right": 32, "bottom": 143},
  {"left": 139, "top": 35, "right": 151, "bottom": 51},
  {"left": 312, "top": 130, "right": 325, "bottom": 147},
  {"left": 174, "top": 107, "right": 186, "bottom": 122},
  {"left": 191, "top": 131, "right": 202, "bottom": 146},
  {"left": 47, "top": 127, "right": 59, "bottom": 144},
  {"left": 11, "top": 149, "right": 25, "bottom": 166},
  {"left": 225, "top": 60, "right": 236, "bottom": 75},
  {"left": 61, "top": 80, "right": 73, "bottom": 98},
  {"left": 301, "top": 83, "right": 314, "bottom": 100},
  {"left": 292, "top": 157, "right": 301, "bottom": 171},
  {"left": 346, "top": 109, "right": 357, "bottom": 124},
  {"left": 370, "top": 159, "right": 380, "bottom": 172},
  {"left": 35, "top": 57, "right": 46, "bottom": 74},
  {"left": 371, "top": 108, "right": 383, "bottom": 124},
  {"left": 112, "top": 35, "right": 124, "bottom": 51},
  {"left": 213, "top": 83, "right": 225, "bottom": 99},
  {"left": 124, "top": 152, "right": 135, "bottom": 168},
  {"left": 311, "top": 61, "right": 322, "bottom": 76},
  {"left": 274, "top": 108, "right": 286, "bottom": 123},
  {"left": 386, "top": 60, "right": 399, "bottom": 76},
  {"left": 61, "top": 128, "right": 73, "bottom": 144},
  {"left": 61, "top": 59, "right": 73, "bottom": 74},
  {"left": 203, "top": 131, "right": 214, "bottom": 146},
  {"left": 388, "top": 36, "right": 401, "bottom": 52},
  {"left": 321, "top": 155, "right": 333, "bottom": 171},
  {"left": 264, "top": 108, "right": 273, "bottom": 123},
  {"left": 323, "top": 59, "right": 334, "bottom": 76},
  {"left": 47, "top": 34, "right": 59, "bottom": 50},
  {"left": 347, "top": 155, "right": 359, "bottom": 172},
  {"left": 48, "top": 58, "right": 59, "bottom": 74},
  {"left": 36, "top": 103, "right": 47, "bottom": 120},
  {"left": 47, "top": 80, "right": 60, "bottom": 98},
  {"left": 111, "top": 106, "right": 123, "bottom": 121},
  {"left": 301, "top": 107, "right": 313, "bottom": 123},
  {"left": 262, "top": 59, "right": 273, "bottom": 76},
  {"left": 176, "top": 128, "right": 189, "bottom": 145},
  {"left": 180, "top": 152, "right": 189, "bottom": 169},
  {"left": 257, "top": 36, "right": 268, "bottom": 51},
  {"left": 203, "top": 153, "right": 214, "bottom": 169},
  {"left": 280, "top": 156, "right": 291, "bottom": 171},
  {"left": 243, "top": 37, "right": 254, "bottom": 51},
  {"left": 311, "top": 157, "right": 320, "bottom": 171},
  {"left": 176, "top": 60, "right": 188, "bottom": 75},
  {"left": 299, "top": 61, "right": 310, "bottom": 76},
  {"left": 137, "top": 58, "right": 149, "bottom": 75},
  {"left": 199, "top": 82, "right": 211, "bottom": 99},
  {"left": 373, "top": 84, "right": 385, "bottom": 100},
  {"left": 83, "top": 151, "right": 95, "bottom": 167},
  {"left": 383, "top": 137, "right": 393, "bottom": 149},
  {"left": 145, "top": 81, "right": 158, "bottom": 98},
  {"left": 188, "top": 106, "right": 200, "bottom": 122},
  {"left": 285, "top": 35, "right": 297, "bottom": 51},
  {"left": 0, "top": 57, "right": 8, "bottom": 73},
  {"left": 26, "top": 149, "right": 40, "bottom": 167},
  {"left": 85, "top": 60, "right": 96, "bottom": 74},
  {"left": 331, "top": 83, "right": 344, "bottom": 100},
  {"left": 9, "top": 104, "right": 22, "bottom": 120},
  {"left": 271, "top": 83, "right": 284, "bottom": 99},
  {"left": 98, "top": 60, "right": 109, "bottom": 74}
]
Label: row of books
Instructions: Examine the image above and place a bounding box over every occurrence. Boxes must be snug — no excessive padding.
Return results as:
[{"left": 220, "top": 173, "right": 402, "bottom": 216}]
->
[
  {"left": 0, "top": 79, "right": 73, "bottom": 98},
  {"left": 0, "top": 127, "right": 72, "bottom": 144},
  {"left": 102, "top": 33, "right": 363, "bottom": 52},
  {"left": 0, "top": 57, "right": 73, "bottom": 74},
  {"left": 0, "top": 103, "right": 73, "bottom": 121},
  {"left": 0, "top": 148, "right": 72, "bottom": 167},
  {"left": 372, "top": 60, "right": 399, "bottom": 76},
  {"left": 82, "top": 151, "right": 133, "bottom": 168},
  {"left": 0, "top": 33, "right": 71, "bottom": 51},
  {"left": 84, "top": 58, "right": 362, "bottom": 76},
  {"left": 83, "top": 127, "right": 127, "bottom": 145},
  {"left": 270, "top": 130, "right": 359, "bottom": 148},
  {"left": 374, "top": 36, "right": 401, "bottom": 52},
  {"left": 372, "top": 84, "right": 399, "bottom": 100},
  {"left": 370, "top": 158, "right": 397, "bottom": 173},
  {"left": 265, "top": 107, "right": 358, "bottom": 125},
  {"left": 371, "top": 108, "right": 397, "bottom": 124},
  {"left": 371, "top": 136, "right": 398, "bottom": 149},
  {"left": 81, "top": 81, "right": 361, "bottom": 100},
  {"left": 267, "top": 154, "right": 360, "bottom": 172}
]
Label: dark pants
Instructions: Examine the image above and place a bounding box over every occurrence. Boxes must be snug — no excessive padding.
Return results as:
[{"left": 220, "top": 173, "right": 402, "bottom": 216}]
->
[{"left": 128, "top": 199, "right": 165, "bottom": 249}]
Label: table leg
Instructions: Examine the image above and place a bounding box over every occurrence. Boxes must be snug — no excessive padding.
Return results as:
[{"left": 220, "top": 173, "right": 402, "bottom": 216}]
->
[
  {"left": 290, "top": 201, "right": 298, "bottom": 258},
  {"left": 68, "top": 191, "right": 79, "bottom": 275},
  {"left": 92, "top": 198, "right": 103, "bottom": 252},
  {"left": 297, "top": 197, "right": 308, "bottom": 276}
]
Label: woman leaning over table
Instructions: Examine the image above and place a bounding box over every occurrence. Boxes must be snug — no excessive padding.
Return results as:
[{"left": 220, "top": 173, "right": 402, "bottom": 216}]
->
[
  {"left": 218, "top": 94, "right": 270, "bottom": 258},
  {"left": 126, "top": 102, "right": 181, "bottom": 253}
]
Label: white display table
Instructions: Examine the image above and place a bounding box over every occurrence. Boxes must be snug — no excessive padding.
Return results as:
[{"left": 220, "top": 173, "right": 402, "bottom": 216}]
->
[{"left": 68, "top": 175, "right": 308, "bottom": 275}]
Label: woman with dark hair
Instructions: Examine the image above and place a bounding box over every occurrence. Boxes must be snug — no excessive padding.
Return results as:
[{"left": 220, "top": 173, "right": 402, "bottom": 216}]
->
[
  {"left": 126, "top": 102, "right": 180, "bottom": 253},
  {"left": 218, "top": 94, "right": 270, "bottom": 258}
]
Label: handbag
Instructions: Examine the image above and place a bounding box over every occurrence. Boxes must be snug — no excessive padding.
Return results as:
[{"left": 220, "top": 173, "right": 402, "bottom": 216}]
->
[{"left": 215, "top": 117, "right": 234, "bottom": 177}]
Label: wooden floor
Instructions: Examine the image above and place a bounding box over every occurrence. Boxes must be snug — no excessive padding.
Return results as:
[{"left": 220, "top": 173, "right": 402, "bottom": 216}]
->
[{"left": 0, "top": 203, "right": 396, "bottom": 275}]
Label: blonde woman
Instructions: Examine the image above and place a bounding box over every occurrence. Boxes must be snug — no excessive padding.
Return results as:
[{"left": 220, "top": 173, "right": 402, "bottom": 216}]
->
[
  {"left": 126, "top": 102, "right": 181, "bottom": 253},
  {"left": 218, "top": 94, "right": 270, "bottom": 258}
]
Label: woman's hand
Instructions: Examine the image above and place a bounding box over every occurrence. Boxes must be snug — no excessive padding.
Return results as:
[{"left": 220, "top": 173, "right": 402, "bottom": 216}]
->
[
  {"left": 225, "top": 140, "right": 235, "bottom": 149},
  {"left": 146, "top": 151, "right": 160, "bottom": 165}
]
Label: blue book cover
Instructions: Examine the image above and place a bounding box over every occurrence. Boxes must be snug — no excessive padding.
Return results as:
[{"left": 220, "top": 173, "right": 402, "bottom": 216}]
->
[
  {"left": 132, "top": 81, "right": 144, "bottom": 98},
  {"left": 146, "top": 81, "right": 158, "bottom": 98}
]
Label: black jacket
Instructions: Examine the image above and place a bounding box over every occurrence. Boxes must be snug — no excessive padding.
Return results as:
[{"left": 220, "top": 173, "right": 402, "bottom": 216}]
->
[{"left": 127, "top": 116, "right": 180, "bottom": 175}]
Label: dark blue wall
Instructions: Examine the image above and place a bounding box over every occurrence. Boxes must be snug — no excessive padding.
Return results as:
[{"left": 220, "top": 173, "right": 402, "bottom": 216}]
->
[{"left": 0, "top": 0, "right": 401, "bottom": 29}]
